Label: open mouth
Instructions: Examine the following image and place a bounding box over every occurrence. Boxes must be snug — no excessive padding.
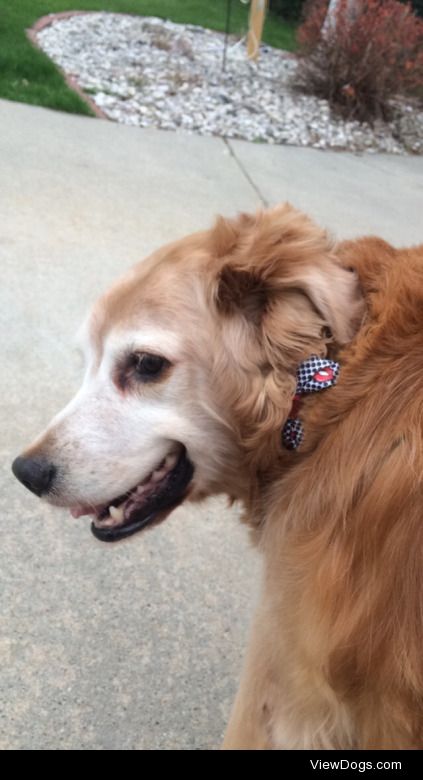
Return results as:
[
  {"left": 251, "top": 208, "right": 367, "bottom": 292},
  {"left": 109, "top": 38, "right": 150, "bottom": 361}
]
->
[{"left": 72, "top": 446, "right": 194, "bottom": 543}]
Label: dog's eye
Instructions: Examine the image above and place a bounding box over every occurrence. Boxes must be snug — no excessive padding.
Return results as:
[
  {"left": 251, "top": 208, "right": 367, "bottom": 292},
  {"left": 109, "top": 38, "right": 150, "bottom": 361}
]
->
[{"left": 134, "top": 353, "right": 168, "bottom": 381}]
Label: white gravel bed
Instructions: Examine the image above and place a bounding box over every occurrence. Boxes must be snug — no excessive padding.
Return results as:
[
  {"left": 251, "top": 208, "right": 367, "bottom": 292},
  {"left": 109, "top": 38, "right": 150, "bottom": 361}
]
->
[{"left": 36, "top": 12, "right": 423, "bottom": 154}]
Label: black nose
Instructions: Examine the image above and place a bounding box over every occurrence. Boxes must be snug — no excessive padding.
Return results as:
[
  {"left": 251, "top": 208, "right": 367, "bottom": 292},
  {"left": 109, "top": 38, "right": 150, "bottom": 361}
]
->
[{"left": 12, "top": 455, "right": 56, "bottom": 497}]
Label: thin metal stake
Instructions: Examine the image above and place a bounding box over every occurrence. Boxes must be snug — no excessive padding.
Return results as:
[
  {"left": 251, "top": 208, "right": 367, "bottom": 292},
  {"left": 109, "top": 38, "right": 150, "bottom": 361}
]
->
[{"left": 222, "top": 0, "right": 233, "bottom": 72}]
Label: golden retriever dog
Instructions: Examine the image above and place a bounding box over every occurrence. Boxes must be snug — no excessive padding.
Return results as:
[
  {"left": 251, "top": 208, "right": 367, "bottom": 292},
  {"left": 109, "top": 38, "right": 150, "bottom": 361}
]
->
[{"left": 12, "top": 204, "right": 423, "bottom": 749}]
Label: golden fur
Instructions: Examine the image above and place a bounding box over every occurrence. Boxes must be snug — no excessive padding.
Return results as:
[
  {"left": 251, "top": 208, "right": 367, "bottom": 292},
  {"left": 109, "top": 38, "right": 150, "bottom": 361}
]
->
[
  {"left": 213, "top": 216, "right": 423, "bottom": 749},
  {"left": 18, "top": 204, "right": 423, "bottom": 748}
]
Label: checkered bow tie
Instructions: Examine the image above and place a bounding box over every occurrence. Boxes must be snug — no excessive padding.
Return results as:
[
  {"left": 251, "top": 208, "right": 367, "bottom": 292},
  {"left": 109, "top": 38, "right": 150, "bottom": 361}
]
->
[{"left": 282, "top": 355, "right": 340, "bottom": 450}]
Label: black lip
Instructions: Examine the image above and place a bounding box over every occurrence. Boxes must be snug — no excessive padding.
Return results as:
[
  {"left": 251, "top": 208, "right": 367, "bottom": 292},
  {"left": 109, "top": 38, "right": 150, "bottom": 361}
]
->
[{"left": 90, "top": 452, "right": 194, "bottom": 543}]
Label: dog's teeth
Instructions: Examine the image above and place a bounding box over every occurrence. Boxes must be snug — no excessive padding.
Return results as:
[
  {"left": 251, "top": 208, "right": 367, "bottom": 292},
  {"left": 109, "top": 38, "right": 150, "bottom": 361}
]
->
[
  {"left": 109, "top": 505, "right": 124, "bottom": 521},
  {"left": 165, "top": 453, "right": 178, "bottom": 469}
]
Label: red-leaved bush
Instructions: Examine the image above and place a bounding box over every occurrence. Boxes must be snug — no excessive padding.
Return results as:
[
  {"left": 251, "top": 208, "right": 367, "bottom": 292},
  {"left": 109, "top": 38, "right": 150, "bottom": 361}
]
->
[{"left": 295, "top": 0, "right": 423, "bottom": 121}]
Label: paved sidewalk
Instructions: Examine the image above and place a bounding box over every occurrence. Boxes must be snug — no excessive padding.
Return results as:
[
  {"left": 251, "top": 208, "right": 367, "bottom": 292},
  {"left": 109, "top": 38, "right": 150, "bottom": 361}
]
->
[{"left": 1, "top": 99, "right": 422, "bottom": 750}]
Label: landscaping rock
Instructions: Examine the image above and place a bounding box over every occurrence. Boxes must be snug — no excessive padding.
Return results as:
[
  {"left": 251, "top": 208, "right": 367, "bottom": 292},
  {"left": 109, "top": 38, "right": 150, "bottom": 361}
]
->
[{"left": 35, "top": 13, "right": 423, "bottom": 155}]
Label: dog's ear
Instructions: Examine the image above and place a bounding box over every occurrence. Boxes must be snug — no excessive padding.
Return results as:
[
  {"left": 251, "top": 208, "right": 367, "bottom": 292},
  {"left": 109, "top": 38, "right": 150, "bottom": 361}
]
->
[
  {"left": 216, "top": 265, "right": 267, "bottom": 326},
  {"left": 212, "top": 206, "right": 363, "bottom": 345},
  {"left": 209, "top": 206, "right": 364, "bottom": 473},
  {"left": 211, "top": 213, "right": 254, "bottom": 258},
  {"left": 212, "top": 213, "right": 269, "bottom": 326},
  {"left": 278, "top": 261, "right": 364, "bottom": 345}
]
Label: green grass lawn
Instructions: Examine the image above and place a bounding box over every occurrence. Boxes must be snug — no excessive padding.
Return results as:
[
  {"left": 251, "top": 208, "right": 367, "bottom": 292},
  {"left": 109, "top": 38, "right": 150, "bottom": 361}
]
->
[{"left": 0, "top": 1, "right": 297, "bottom": 116}]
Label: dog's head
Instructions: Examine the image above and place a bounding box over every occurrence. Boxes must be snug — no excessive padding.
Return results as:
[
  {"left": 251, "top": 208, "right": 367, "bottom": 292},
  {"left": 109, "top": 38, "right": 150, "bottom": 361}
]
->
[{"left": 12, "top": 205, "right": 362, "bottom": 541}]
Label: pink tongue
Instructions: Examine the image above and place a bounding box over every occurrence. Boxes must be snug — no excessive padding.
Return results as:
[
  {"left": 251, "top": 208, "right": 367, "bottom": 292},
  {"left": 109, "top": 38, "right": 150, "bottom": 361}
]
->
[{"left": 70, "top": 506, "right": 96, "bottom": 519}]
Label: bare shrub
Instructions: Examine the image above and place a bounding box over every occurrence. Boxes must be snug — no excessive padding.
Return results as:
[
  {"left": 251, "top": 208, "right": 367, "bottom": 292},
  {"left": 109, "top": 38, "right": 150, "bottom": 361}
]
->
[{"left": 295, "top": 0, "right": 423, "bottom": 121}]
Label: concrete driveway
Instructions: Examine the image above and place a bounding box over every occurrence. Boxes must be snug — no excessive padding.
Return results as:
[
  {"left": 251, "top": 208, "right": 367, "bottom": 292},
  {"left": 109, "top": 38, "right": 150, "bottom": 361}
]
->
[{"left": 1, "top": 99, "right": 422, "bottom": 750}]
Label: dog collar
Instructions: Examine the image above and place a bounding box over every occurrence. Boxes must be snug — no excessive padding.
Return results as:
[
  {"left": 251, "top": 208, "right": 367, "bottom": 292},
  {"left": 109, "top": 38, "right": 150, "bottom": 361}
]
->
[{"left": 282, "top": 355, "right": 340, "bottom": 450}]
